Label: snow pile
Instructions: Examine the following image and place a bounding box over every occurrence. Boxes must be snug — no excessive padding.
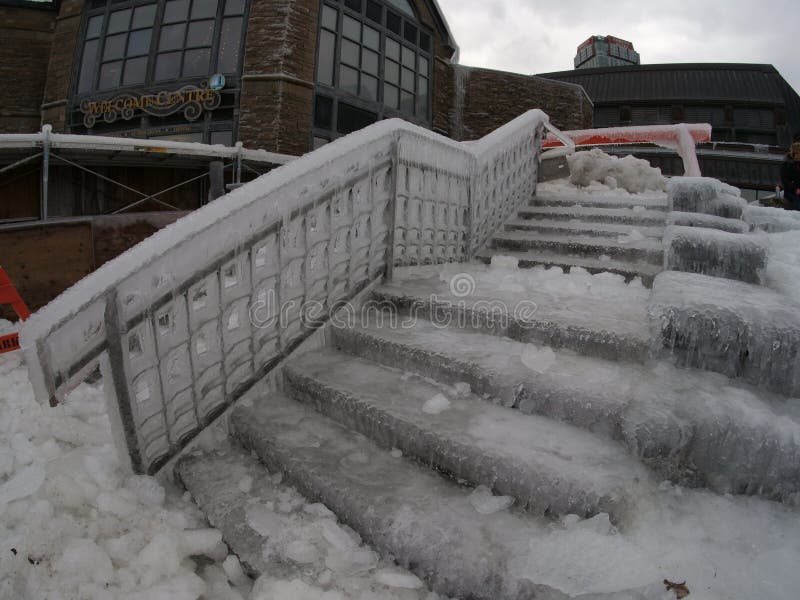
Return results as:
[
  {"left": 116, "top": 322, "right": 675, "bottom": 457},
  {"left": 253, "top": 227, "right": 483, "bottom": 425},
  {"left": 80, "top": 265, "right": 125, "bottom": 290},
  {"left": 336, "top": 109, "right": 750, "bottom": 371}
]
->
[
  {"left": 0, "top": 344, "right": 245, "bottom": 600},
  {"left": 743, "top": 204, "right": 800, "bottom": 233},
  {"left": 567, "top": 149, "right": 667, "bottom": 193}
]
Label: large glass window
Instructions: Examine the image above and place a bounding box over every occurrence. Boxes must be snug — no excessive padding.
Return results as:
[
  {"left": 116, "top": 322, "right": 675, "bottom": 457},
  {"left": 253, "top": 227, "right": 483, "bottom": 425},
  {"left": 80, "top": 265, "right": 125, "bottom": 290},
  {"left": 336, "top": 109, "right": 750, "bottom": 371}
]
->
[
  {"left": 314, "top": 0, "right": 432, "bottom": 142},
  {"left": 76, "top": 0, "right": 247, "bottom": 94}
]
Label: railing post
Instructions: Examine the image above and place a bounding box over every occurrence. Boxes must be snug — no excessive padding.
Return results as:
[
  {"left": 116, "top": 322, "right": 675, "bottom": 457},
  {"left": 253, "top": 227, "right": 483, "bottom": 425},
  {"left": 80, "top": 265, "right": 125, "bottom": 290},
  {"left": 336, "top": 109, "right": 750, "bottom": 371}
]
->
[
  {"left": 40, "top": 124, "right": 52, "bottom": 221},
  {"left": 386, "top": 136, "right": 399, "bottom": 280},
  {"left": 235, "top": 141, "right": 243, "bottom": 186}
]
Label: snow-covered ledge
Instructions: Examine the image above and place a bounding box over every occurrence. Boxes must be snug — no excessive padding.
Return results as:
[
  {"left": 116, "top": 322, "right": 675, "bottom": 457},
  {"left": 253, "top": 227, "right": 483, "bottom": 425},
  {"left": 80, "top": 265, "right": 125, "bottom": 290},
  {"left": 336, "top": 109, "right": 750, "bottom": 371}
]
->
[{"left": 20, "top": 112, "right": 547, "bottom": 475}]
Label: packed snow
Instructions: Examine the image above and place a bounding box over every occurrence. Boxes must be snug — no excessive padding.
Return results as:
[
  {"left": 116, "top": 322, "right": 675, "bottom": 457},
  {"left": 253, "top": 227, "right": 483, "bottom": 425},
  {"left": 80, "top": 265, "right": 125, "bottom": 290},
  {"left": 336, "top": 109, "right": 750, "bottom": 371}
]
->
[{"left": 566, "top": 149, "right": 667, "bottom": 194}]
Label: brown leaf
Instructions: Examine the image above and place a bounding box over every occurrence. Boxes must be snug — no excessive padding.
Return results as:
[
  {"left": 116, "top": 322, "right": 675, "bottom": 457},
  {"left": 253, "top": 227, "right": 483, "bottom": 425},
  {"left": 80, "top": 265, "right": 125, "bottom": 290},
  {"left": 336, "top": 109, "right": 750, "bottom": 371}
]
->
[{"left": 663, "top": 579, "right": 690, "bottom": 599}]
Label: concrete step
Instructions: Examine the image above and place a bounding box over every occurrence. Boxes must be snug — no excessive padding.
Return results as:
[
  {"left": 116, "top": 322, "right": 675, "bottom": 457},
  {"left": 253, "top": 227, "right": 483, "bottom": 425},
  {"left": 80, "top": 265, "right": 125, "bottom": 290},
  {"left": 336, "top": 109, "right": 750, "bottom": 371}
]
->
[
  {"left": 474, "top": 248, "right": 662, "bottom": 286},
  {"left": 227, "top": 395, "right": 569, "bottom": 600},
  {"left": 283, "top": 348, "right": 649, "bottom": 523},
  {"left": 505, "top": 218, "right": 665, "bottom": 240},
  {"left": 330, "top": 315, "right": 800, "bottom": 502},
  {"left": 372, "top": 277, "right": 654, "bottom": 363},
  {"left": 532, "top": 193, "right": 669, "bottom": 212},
  {"left": 490, "top": 231, "right": 664, "bottom": 265},
  {"left": 518, "top": 205, "right": 667, "bottom": 226}
]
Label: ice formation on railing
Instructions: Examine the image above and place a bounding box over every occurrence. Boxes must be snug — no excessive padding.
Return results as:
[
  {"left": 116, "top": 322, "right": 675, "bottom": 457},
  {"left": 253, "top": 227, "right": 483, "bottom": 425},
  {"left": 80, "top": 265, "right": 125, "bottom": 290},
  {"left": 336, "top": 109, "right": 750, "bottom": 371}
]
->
[{"left": 20, "top": 112, "right": 548, "bottom": 474}]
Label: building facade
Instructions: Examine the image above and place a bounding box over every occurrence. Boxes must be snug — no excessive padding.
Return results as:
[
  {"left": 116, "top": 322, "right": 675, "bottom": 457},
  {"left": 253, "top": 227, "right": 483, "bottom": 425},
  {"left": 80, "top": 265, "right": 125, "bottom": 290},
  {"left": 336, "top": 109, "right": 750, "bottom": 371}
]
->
[
  {"left": 574, "top": 36, "right": 640, "bottom": 70},
  {"left": 1, "top": 0, "right": 592, "bottom": 155}
]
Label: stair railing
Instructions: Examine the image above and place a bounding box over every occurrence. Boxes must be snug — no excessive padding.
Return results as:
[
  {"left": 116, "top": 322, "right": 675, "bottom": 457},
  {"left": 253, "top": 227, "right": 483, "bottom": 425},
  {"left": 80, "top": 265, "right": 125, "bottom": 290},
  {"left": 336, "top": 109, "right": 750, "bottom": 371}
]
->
[{"left": 20, "top": 111, "right": 547, "bottom": 474}]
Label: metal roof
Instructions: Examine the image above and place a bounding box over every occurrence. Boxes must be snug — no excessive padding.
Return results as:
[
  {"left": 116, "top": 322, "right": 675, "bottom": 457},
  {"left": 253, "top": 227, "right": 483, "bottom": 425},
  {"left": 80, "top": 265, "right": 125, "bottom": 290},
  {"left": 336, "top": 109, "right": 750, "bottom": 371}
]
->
[{"left": 537, "top": 63, "right": 798, "bottom": 106}]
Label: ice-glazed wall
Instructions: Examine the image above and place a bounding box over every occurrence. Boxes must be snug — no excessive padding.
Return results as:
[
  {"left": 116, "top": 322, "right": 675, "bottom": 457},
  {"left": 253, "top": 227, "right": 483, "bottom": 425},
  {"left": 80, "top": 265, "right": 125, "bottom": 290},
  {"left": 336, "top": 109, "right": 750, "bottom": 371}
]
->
[{"left": 20, "top": 111, "right": 548, "bottom": 474}]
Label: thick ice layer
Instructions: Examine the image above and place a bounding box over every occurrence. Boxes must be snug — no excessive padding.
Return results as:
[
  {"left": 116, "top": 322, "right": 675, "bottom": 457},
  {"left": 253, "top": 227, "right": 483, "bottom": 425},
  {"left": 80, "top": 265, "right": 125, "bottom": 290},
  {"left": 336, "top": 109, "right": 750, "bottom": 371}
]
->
[
  {"left": 763, "top": 230, "right": 800, "bottom": 300},
  {"left": 743, "top": 204, "right": 800, "bottom": 232},
  {"left": 667, "top": 210, "right": 749, "bottom": 233},
  {"left": 537, "top": 179, "right": 668, "bottom": 203},
  {"left": 649, "top": 271, "right": 800, "bottom": 397},
  {"left": 668, "top": 177, "right": 746, "bottom": 218},
  {"left": 566, "top": 149, "right": 667, "bottom": 194},
  {"left": 664, "top": 225, "right": 767, "bottom": 283}
]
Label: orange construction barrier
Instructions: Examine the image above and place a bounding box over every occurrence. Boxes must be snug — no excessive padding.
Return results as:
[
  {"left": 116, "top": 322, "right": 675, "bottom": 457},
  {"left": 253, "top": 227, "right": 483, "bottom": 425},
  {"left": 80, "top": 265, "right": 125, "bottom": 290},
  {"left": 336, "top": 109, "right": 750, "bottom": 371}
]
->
[{"left": 0, "top": 267, "right": 30, "bottom": 354}]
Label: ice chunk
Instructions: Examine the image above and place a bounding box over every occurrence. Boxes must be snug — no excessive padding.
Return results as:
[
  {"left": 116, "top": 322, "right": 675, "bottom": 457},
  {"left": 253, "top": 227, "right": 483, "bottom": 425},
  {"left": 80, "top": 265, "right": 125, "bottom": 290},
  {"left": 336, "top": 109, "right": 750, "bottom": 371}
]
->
[
  {"left": 468, "top": 485, "right": 515, "bottom": 515},
  {"left": 390, "top": 448, "right": 403, "bottom": 458},
  {"left": 282, "top": 539, "right": 321, "bottom": 564},
  {"left": 0, "top": 464, "right": 45, "bottom": 509},
  {"left": 374, "top": 568, "right": 425, "bottom": 589},
  {"left": 303, "top": 502, "right": 335, "bottom": 518},
  {"left": 422, "top": 393, "right": 451, "bottom": 415},
  {"left": 617, "top": 229, "right": 645, "bottom": 244},
  {"left": 320, "top": 520, "right": 358, "bottom": 551},
  {"left": 125, "top": 475, "right": 166, "bottom": 507},
  {"left": 567, "top": 149, "right": 666, "bottom": 193},
  {"left": 520, "top": 345, "right": 557, "bottom": 374},
  {"left": 54, "top": 538, "right": 114, "bottom": 585},
  {"left": 451, "top": 382, "right": 471, "bottom": 398},
  {"left": 222, "top": 554, "right": 249, "bottom": 587},
  {"left": 490, "top": 255, "right": 520, "bottom": 270},
  {"left": 238, "top": 475, "right": 253, "bottom": 494}
]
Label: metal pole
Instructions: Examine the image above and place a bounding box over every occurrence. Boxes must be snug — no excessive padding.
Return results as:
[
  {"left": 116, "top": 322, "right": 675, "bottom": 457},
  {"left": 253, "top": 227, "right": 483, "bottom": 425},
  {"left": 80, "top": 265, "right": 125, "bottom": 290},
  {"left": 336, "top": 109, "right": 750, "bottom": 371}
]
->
[{"left": 41, "top": 124, "right": 52, "bottom": 221}]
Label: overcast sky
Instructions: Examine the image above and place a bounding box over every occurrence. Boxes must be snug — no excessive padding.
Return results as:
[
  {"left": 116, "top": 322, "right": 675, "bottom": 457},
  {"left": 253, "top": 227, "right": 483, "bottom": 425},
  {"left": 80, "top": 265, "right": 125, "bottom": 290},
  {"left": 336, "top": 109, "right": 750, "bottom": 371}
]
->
[{"left": 437, "top": 0, "right": 800, "bottom": 93}]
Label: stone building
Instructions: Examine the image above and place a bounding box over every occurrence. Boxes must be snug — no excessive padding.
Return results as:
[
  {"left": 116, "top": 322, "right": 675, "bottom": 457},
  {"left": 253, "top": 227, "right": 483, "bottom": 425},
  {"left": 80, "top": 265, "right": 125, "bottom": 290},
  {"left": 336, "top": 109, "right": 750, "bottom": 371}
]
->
[{"left": 0, "top": 0, "right": 592, "bottom": 155}]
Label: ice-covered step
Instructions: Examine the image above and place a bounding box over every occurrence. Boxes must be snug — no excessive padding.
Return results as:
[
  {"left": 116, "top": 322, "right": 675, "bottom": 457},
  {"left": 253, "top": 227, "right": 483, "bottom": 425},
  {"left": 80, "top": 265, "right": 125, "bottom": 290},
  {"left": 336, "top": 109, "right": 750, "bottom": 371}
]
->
[
  {"left": 176, "top": 446, "right": 442, "bottom": 595},
  {"left": 532, "top": 193, "right": 669, "bottom": 212},
  {"left": 518, "top": 205, "right": 667, "bottom": 226},
  {"left": 283, "top": 348, "right": 648, "bottom": 523},
  {"left": 227, "top": 395, "right": 569, "bottom": 600},
  {"left": 505, "top": 218, "right": 665, "bottom": 240},
  {"left": 650, "top": 271, "right": 800, "bottom": 397},
  {"left": 474, "top": 249, "right": 662, "bottom": 286},
  {"left": 331, "top": 315, "right": 800, "bottom": 501},
  {"left": 490, "top": 231, "right": 664, "bottom": 265},
  {"left": 372, "top": 275, "right": 654, "bottom": 363}
]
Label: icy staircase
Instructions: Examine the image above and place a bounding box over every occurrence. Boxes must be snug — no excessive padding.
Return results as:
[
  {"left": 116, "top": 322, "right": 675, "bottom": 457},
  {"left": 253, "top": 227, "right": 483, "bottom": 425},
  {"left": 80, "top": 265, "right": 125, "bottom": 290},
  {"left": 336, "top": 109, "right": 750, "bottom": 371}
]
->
[
  {"left": 176, "top": 266, "right": 800, "bottom": 599},
  {"left": 476, "top": 189, "right": 669, "bottom": 285}
]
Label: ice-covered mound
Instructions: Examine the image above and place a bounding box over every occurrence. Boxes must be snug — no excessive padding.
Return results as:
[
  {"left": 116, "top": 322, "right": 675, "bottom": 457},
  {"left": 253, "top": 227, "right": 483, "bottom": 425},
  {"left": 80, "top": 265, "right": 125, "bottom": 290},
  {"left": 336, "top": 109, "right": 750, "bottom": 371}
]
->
[{"left": 567, "top": 148, "right": 667, "bottom": 194}]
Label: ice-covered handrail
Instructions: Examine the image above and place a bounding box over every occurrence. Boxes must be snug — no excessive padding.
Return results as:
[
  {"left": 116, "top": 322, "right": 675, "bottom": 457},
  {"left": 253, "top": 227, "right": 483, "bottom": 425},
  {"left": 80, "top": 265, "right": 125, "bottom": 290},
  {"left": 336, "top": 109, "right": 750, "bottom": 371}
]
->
[
  {"left": 542, "top": 123, "right": 712, "bottom": 177},
  {"left": 20, "top": 112, "right": 547, "bottom": 474}
]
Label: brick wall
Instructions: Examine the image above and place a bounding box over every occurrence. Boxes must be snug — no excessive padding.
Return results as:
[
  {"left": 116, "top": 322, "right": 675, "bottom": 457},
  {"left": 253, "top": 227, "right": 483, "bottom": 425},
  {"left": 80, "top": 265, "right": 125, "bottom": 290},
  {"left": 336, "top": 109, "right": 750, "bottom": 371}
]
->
[
  {"left": 238, "top": 0, "right": 319, "bottom": 155},
  {"left": 0, "top": 6, "right": 57, "bottom": 133},
  {"left": 41, "top": 0, "right": 86, "bottom": 132},
  {"left": 436, "top": 64, "right": 594, "bottom": 141}
]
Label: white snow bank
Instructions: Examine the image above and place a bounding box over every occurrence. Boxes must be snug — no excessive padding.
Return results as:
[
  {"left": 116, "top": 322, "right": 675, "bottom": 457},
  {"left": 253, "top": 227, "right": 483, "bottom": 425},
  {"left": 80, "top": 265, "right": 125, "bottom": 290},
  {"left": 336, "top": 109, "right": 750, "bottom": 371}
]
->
[
  {"left": 0, "top": 347, "right": 245, "bottom": 600},
  {"left": 567, "top": 148, "right": 667, "bottom": 193}
]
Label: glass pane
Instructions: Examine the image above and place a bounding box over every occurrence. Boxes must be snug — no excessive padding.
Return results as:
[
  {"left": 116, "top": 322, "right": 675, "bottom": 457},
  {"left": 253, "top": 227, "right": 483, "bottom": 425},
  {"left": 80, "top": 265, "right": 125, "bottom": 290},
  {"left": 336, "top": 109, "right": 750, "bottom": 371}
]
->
[
  {"left": 363, "top": 25, "right": 379, "bottom": 50},
  {"left": 366, "top": 0, "right": 381, "bottom": 23},
  {"left": 336, "top": 102, "right": 377, "bottom": 134},
  {"left": 321, "top": 4, "right": 337, "bottom": 30},
  {"left": 401, "top": 67, "right": 414, "bottom": 92},
  {"left": 360, "top": 74, "right": 377, "bottom": 101},
  {"left": 314, "top": 94, "right": 333, "bottom": 129},
  {"left": 342, "top": 15, "right": 360, "bottom": 41},
  {"left": 159, "top": 23, "right": 186, "bottom": 51},
  {"left": 416, "top": 76, "right": 428, "bottom": 117},
  {"left": 384, "top": 59, "right": 398, "bottom": 84},
  {"left": 386, "top": 10, "right": 401, "bottom": 35},
  {"left": 224, "top": 0, "right": 245, "bottom": 15},
  {"left": 387, "top": 0, "right": 415, "bottom": 17},
  {"left": 123, "top": 56, "right": 148, "bottom": 85},
  {"left": 383, "top": 83, "right": 398, "bottom": 109},
  {"left": 344, "top": 0, "right": 361, "bottom": 11},
  {"left": 339, "top": 65, "right": 359, "bottom": 95},
  {"left": 155, "top": 51, "right": 182, "bottom": 80},
  {"left": 183, "top": 47, "right": 211, "bottom": 76},
  {"left": 400, "top": 90, "right": 414, "bottom": 114},
  {"left": 192, "top": 0, "right": 218, "bottom": 19},
  {"left": 163, "top": 0, "right": 190, "bottom": 23},
  {"left": 418, "top": 55, "right": 428, "bottom": 75},
  {"left": 187, "top": 20, "right": 214, "bottom": 46},
  {"left": 78, "top": 39, "right": 99, "bottom": 93},
  {"left": 132, "top": 4, "right": 157, "bottom": 28},
  {"left": 108, "top": 9, "right": 131, "bottom": 34},
  {"left": 419, "top": 31, "right": 430, "bottom": 53},
  {"left": 210, "top": 130, "right": 233, "bottom": 146},
  {"left": 362, "top": 48, "right": 378, "bottom": 75},
  {"left": 403, "top": 21, "right": 417, "bottom": 44},
  {"left": 98, "top": 60, "right": 123, "bottom": 90},
  {"left": 341, "top": 39, "right": 359, "bottom": 67},
  {"left": 385, "top": 37, "right": 399, "bottom": 61},
  {"left": 218, "top": 16, "right": 243, "bottom": 72},
  {"left": 127, "top": 29, "right": 152, "bottom": 56},
  {"left": 86, "top": 15, "right": 103, "bottom": 39},
  {"left": 401, "top": 46, "right": 414, "bottom": 68},
  {"left": 103, "top": 33, "right": 127, "bottom": 61},
  {"left": 316, "top": 29, "right": 335, "bottom": 85}
]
